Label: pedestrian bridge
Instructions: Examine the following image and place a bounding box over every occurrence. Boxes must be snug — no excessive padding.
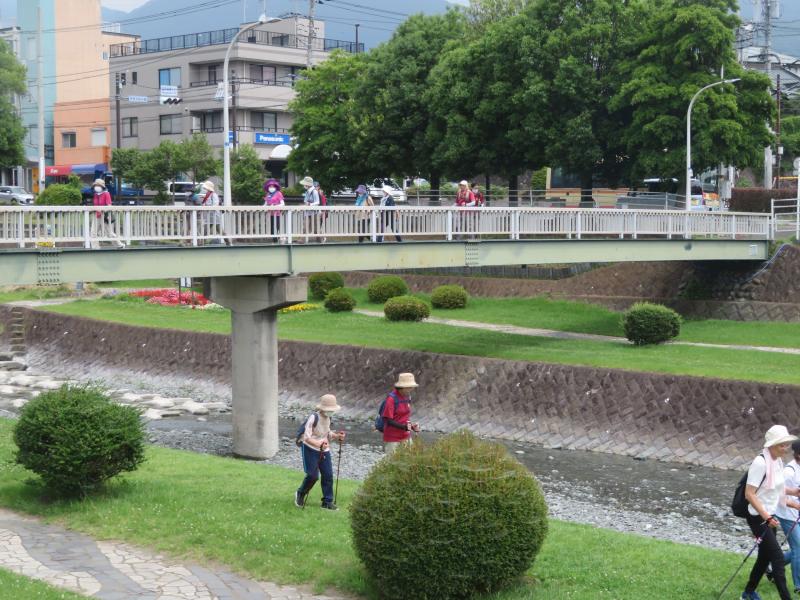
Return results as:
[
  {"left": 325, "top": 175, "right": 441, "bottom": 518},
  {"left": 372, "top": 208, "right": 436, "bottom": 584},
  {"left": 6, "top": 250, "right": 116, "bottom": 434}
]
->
[{"left": 0, "top": 205, "right": 774, "bottom": 287}]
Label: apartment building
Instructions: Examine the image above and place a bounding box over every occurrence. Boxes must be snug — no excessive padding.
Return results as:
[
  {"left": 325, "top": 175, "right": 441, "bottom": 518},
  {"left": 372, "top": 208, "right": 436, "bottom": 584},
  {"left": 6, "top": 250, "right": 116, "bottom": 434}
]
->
[{"left": 109, "top": 16, "right": 361, "bottom": 186}]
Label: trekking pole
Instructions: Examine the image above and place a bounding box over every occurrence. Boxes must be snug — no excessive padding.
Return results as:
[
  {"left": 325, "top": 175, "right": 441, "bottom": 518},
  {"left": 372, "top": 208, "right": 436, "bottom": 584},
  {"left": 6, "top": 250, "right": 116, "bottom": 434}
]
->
[
  {"left": 716, "top": 525, "right": 769, "bottom": 600},
  {"left": 334, "top": 435, "right": 343, "bottom": 505},
  {"left": 302, "top": 445, "right": 326, "bottom": 511}
]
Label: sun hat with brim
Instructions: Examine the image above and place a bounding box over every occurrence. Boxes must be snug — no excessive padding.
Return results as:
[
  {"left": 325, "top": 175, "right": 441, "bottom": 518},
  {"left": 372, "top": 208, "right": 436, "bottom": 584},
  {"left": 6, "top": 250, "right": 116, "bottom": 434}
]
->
[
  {"left": 394, "top": 372, "right": 418, "bottom": 389},
  {"left": 93, "top": 179, "right": 106, "bottom": 188},
  {"left": 382, "top": 185, "right": 394, "bottom": 195},
  {"left": 459, "top": 180, "right": 468, "bottom": 186},
  {"left": 316, "top": 394, "right": 341, "bottom": 412},
  {"left": 201, "top": 180, "right": 215, "bottom": 193},
  {"left": 764, "top": 425, "right": 798, "bottom": 448},
  {"left": 300, "top": 176, "right": 314, "bottom": 187},
  {"left": 356, "top": 184, "right": 367, "bottom": 195},
  {"left": 263, "top": 179, "right": 281, "bottom": 192}
]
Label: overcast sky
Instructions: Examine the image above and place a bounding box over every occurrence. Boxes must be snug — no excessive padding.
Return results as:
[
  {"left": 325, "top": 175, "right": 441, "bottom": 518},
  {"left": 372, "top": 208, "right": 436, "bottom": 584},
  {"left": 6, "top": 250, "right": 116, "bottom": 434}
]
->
[{"left": 102, "top": 0, "right": 467, "bottom": 13}]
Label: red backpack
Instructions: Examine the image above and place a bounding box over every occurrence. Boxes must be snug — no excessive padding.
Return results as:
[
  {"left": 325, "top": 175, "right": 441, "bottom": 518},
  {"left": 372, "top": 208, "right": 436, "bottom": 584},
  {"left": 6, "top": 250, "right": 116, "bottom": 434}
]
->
[{"left": 318, "top": 188, "right": 327, "bottom": 206}]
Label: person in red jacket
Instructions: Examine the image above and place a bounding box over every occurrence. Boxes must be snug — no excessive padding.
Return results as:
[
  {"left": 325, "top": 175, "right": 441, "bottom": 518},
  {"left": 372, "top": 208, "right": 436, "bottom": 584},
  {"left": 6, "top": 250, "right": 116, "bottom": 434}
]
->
[
  {"left": 90, "top": 178, "right": 123, "bottom": 248},
  {"left": 382, "top": 372, "right": 420, "bottom": 455},
  {"left": 454, "top": 180, "right": 476, "bottom": 239}
]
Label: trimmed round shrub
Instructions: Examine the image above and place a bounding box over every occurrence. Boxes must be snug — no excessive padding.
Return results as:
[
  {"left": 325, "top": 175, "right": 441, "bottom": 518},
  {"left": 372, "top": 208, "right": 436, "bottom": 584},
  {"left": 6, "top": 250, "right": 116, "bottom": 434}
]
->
[
  {"left": 431, "top": 284, "right": 469, "bottom": 309},
  {"left": 14, "top": 385, "right": 146, "bottom": 497},
  {"left": 384, "top": 295, "right": 430, "bottom": 321},
  {"left": 324, "top": 287, "right": 356, "bottom": 312},
  {"left": 622, "top": 302, "right": 682, "bottom": 345},
  {"left": 35, "top": 184, "right": 81, "bottom": 206},
  {"left": 350, "top": 431, "right": 548, "bottom": 600},
  {"left": 308, "top": 272, "right": 345, "bottom": 300},
  {"left": 367, "top": 275, "right": 408, "bottom": 303}
]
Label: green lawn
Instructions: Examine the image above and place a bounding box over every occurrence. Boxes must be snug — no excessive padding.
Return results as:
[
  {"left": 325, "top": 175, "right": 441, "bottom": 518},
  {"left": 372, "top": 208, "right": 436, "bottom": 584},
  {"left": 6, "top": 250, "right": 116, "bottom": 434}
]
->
[
  {"left": 0, "top": 419, "right": 775, "bottom": 599},
  {"left": 41, "top": 299, "right": 800, "bottom": 385},
  {"left": 0, "top": 285, "right": 76, "bottom": 304},
  {"left": 0, "top": 568, "right": 85, "bottom": 600},
  {"left": 94, "top": 279, "right": 176, "bottom": 289}
]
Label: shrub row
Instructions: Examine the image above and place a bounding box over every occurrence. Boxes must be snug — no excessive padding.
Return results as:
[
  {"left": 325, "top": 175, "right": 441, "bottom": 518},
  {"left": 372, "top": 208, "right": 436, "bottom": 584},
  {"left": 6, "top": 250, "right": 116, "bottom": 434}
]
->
[{"left": 729, "top": 187, "right": 797, "bottom": 213}]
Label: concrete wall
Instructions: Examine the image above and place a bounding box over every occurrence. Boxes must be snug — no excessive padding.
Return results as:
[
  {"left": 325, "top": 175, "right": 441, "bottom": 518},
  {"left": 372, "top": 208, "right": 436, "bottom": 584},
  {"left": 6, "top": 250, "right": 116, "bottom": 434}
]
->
[{"left": 3, "top": 306, "right": 798, "bottom": 471}]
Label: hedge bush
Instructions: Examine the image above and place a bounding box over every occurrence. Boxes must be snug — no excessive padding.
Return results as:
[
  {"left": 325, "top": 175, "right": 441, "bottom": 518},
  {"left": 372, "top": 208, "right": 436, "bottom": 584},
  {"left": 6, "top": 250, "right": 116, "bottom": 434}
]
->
[
  {"left": 367, "top": 275, "right": 409, "bottom": 303},
  {"left": 14, "top": 385, "right": 146, "bottom": 497},
  {"left": 309, "top": 272, "right": 345, "bottom": 300},
  {"left": 431, "top": 284, "right": 469, "bottom": 309},
  {"left": 324, "top": 287, "right": 356, "bottom": 312},
  {"left": 350, "top": 431, "right": 548, "bottom": 600},
  {"left": 384, "top": 295, "right": 430, "bottom": 321},
  {"left": 729, "top": 187, "right": 797, "bottom": 213},
  {"left": 622, "top": 302, "right": 682, "bottom": 345},
  {"left": 35, "top": 184, "right": 82, "bottom": 206}
]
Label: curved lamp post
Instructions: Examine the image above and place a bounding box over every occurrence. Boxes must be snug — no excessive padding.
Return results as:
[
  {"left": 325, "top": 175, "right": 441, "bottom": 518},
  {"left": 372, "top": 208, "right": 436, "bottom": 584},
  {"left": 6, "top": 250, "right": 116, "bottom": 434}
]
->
[{"left": 685, "top": 77, "right": 740, "bottom": 211}]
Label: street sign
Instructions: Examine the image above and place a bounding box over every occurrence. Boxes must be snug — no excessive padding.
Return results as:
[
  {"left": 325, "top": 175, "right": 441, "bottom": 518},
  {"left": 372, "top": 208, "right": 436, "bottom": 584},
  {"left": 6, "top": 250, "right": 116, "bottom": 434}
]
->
[
  {"left": 227, "top": 131, "right": 234, "bottom": 143},
  {"left": 160, "top": 85, "right": 181, "bottom": 105},
  {"left": 214, "top": 82, "right": 230, "bottom": 102},
  {"left": 127, "top": 95, "right": 149, "bottom": 104},
  {"left": 254, "top": 132, "right": 291, "bottom": 145}
]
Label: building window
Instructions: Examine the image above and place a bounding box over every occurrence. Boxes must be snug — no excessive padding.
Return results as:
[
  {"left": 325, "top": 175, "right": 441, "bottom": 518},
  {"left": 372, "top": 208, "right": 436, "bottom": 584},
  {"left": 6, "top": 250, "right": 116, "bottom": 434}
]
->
[
  {"left": 160, "top": 114, "right": 182, "bottom": 135},
  {"left": 158, "top": 67, "right": 181, "bottom": 88},
  {"left": 91, "top": 128, "right": 107, "bottom": 147},
  {"left": 208, "top": 64, "right": 220, "bottom": 83},
  {"left": 251, "top": 111, "right": 277, "bottom": 131},
  {"left": 250, "top": 64, "right": 276, "bottom": 83},
  {"left": 200, "top": 111, "right": 222, "bottom": 132},
  {"left": 61, "top": 132, "right": 76, "bottom": 148},
  {"left": 122, "top": 117, "right": 138, "bottom": 138},
  {"left": 131, "top": 71, "right": 137, "bottom": 85}
]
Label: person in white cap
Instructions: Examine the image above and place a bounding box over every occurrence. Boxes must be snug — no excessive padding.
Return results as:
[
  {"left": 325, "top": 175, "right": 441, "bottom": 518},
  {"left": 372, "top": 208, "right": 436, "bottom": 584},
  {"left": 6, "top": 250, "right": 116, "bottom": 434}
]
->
[
  {"left": 377, "top": 184, "right": 402, "bottom": 243},
  {"left": 454, "top": 180, "right": 476, "bottom": 240},
  {"left": 300, "top": 176, "right": 321, "bottom": 242},
  {"left": 295, "top": 394, "right": 346, "bottom": 510},
  {"left": 199, "top": 180, "right": 226, "bottom": 245},
  {"left": 90, "top": 178, "right": 123, "bottom": 248},
  {"left": 381, "top": 373, "right": 420, "bottom": 455},
  {"left": 741, "top": 425, "right": 800, "bottom": 600}
]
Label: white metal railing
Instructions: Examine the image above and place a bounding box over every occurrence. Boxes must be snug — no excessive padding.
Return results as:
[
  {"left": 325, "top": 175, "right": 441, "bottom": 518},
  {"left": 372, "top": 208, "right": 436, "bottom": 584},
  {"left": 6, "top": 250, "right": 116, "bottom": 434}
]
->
[
  {"left": 0, "top": 205, "right": 773, "bottom": 249},
  {"left": 772, "top": 198, "right": 800, "bottom": 240}
]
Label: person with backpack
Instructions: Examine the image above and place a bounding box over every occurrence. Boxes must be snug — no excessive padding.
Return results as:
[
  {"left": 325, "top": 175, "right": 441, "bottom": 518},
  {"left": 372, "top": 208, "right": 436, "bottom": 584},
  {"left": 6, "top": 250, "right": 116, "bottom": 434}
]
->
[
  {"left": 471, "top": 182, "right": 485, "bottom": 207},
  {"left": 295, "top": 394, "right": 346, "bottom": 510},
  {"left": 314, "top": 181, "right": 329, "bottom": 243},
  {"left": 454, "top": 180, "right": 476, "bottom": 239},
  {"left": 776, "top": 440, "right": 800, "bottom": 594},
  {"left": 263, "top": 178, "right": 284, "bottom": 242},
  {"left": 300, "top": 176, "right": 320, "bottom": 242},
  {"left": 377, "top": 185, "right": 402, "bottom": 243},
  {"left": 379, "top": 372, "right": 420, "bottom": 455},
  {"left": 354, "top": 184, "right": 373, "bottom": 243},
  {"left": 740, "top": 425, "right": 800, "bottom": 600},
  {"left": 90, "top": 178, "right": 124, "bottom": 248}
]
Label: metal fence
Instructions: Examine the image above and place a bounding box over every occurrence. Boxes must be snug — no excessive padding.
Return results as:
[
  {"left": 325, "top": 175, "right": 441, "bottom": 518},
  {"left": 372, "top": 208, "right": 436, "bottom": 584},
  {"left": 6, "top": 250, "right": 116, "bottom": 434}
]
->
[
  {"left": 0, "top": 206, "right": 772, "bottom": 249},
  {"left": 772, "top": 198, "right": 800, "bottom": 240}
]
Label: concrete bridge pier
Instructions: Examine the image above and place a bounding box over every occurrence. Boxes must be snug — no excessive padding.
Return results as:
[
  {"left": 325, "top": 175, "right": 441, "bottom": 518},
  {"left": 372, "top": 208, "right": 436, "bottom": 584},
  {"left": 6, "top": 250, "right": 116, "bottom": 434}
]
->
[{"left": 208, "top": 275, "right": 307, "bottom": 459}]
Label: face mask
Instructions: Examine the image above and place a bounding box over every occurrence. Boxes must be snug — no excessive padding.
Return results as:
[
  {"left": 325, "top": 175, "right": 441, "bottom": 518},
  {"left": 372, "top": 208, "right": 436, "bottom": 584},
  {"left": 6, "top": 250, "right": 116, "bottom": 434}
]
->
[
  {"left": 93, "top": 186, "right": 103, "bottom": 193},
  {"left": 268, "top": 186, "right": 276, "bottom": 193}
]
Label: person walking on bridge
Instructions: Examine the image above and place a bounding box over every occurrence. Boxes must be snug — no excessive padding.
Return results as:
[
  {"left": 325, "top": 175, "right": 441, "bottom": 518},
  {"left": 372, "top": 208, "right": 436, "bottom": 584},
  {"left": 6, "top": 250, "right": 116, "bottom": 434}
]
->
[
  {"left": 300, "top": 176, "right": 320, "bottom": 242},
  {"left": 381, "top": 373, "right": 420, "bottom": 455},
  {"left": 354, "top": 184, "right": 373, "bottom": 243},
  {"left": 90, "top": 179, "right": 123, "bottom": 249},
  {"left": 263, "top": 179, "right": 284, "bottom": 242},
  {"left": 776, "top": 440, "right": 800, "bottom": 594}
]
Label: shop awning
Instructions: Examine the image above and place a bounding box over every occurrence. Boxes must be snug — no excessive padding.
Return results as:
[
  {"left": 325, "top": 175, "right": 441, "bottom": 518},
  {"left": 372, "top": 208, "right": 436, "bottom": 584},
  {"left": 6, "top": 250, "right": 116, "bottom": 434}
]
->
[
  {"left": 269, "top": 144, "right": 292, "bottom": 160},
  {"left": 71, "top": 163, "right": 106, "bottom": 175},
  {"left": 44, "top": 165, "right": 71, "bottom": 176}
]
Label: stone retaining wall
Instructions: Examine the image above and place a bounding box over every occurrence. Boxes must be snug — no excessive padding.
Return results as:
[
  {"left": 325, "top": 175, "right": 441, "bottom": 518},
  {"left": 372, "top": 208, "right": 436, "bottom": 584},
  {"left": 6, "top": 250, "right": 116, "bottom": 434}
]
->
[{"left": 2, "top": 305, "right": 798, "bottom": 470}]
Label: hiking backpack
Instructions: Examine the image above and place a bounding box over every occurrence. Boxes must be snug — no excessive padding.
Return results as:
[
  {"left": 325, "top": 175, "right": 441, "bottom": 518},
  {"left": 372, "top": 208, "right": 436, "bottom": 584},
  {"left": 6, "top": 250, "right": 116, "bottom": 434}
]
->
[
  {"left": 374, "top": 391, "right": 401, "bottom": 433},
  {"left": 731, "top": 455, "right": 766, "bottom": 518},
  {"left": 295, "top": 413, "right": 319, "bottom": 447}
]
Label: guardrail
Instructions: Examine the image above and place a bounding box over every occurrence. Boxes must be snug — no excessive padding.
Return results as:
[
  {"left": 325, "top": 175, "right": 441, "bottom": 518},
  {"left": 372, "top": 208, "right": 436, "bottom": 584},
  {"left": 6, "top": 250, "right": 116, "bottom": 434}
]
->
[
  {"left": 772, "top": 198, "right": 800, "bottom": 240},
  {"left": 0, "top": 206, "right": 772, "bottom": 249}
]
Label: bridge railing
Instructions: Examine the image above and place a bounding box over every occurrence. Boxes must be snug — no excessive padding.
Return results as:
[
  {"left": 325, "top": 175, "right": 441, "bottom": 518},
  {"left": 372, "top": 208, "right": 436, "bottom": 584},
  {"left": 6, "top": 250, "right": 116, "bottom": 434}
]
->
[
  {"left": 772, "top": 198, "right": 799, "bottom": 240},
  {"left": 0, "top": 206, "right": 772, "bottom": 249}
]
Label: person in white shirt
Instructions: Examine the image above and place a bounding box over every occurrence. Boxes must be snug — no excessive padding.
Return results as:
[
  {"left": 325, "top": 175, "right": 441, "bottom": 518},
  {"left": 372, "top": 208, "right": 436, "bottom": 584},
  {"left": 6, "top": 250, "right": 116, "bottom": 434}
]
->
[
  {"left": 742, "top": 425, "right": 800, "bottom": 600},
  {"left": 300, "top": 176, "right": 320, "bottom": 242},
  {"left": 776, "top": 440, "right": 800, "bottom": 594}
]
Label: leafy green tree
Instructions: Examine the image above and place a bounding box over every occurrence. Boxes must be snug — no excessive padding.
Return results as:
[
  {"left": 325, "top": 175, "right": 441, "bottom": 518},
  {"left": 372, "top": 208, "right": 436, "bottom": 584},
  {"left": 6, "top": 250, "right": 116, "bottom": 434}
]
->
[
  {"left": 465, "top": 0, "right": 534, "bottom": 29},
  {"left": 288, "top": 51, "right": 373, "bottom": 192},
  {"left": 781, "top": 116, "right": 800, "bottom": 171},
  {"left": 177, "top": 133, "right": 218, "bottom": 183},
  {"left": 129, "top": 140, "right": 180, "bottom": 195},
  {"left": 230, "top": 144, "right": 264, "bottom": 204},
  {"left": 0, "top": 38, "right": 26, "bottom": 169},
  {"left": 110, "top": 148, "right": 141, "bottom": 186}
]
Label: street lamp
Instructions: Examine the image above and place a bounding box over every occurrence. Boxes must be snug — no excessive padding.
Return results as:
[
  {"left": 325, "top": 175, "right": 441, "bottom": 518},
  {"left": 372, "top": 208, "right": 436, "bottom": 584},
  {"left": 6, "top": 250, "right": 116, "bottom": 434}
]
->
[
  {"left": 222, "top": 13, "right": 280, "bottom": 206},
  {"left": 685, "top": 76, "right": 740, "bottom": 211}
]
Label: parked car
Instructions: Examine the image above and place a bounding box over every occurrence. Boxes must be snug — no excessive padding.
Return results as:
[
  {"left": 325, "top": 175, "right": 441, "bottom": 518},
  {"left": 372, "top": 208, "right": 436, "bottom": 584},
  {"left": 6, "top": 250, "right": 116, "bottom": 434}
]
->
[
  {"left": 81, "top": 172, "right": 144, "bottom": 203},
  {"left": 370, "top": 178, "right": 407, "bottom": 203},
  {"left": 0, "top": 186, "right": 34, "bottom": 205},
  {"left": 169, "top": 181, "right": 199, "bottom": 204}
]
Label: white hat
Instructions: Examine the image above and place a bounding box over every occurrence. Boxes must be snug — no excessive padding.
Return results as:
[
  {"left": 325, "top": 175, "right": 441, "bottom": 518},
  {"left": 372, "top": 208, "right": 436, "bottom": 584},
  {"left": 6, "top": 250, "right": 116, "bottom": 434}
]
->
[
  {"left": 764, "top": 425, "right": 798, "bottom": 448},
  {"left": 394, "top": 372, "right": 418, "bottom": 389},
  {"left": 316, "top": 394, "right": 341, "bottom": 412},
  {"left": 300, "top": 176, "right": 314, "bottom": 187},
  {"left": 459, "top": 180, "right": 468, "bottom": 186},
  {"left": 201, "top": 180, "right": 215, "bottom": 193},
  {"left": 93, "top": 178, "right": 106, "bottom": 188},
  {"left": 382, "top": 184, "right": 394, "bottom": 195}
]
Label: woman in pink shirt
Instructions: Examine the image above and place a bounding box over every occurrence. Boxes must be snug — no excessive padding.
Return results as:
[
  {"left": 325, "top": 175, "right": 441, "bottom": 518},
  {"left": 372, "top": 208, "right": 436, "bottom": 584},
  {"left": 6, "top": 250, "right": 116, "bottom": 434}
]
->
[
  {"left": 90, "top": 178, "right": 123, "bottom": 248},
  {"left": 263, "top": 178, "right": 285, "bottom": 242}
]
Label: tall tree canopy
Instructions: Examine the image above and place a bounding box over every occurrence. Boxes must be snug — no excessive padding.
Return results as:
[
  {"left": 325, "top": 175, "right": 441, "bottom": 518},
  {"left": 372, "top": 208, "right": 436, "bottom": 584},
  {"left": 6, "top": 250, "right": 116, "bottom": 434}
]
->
[{"left": 0, "top": 38, "right": 27, "bottom": 169}]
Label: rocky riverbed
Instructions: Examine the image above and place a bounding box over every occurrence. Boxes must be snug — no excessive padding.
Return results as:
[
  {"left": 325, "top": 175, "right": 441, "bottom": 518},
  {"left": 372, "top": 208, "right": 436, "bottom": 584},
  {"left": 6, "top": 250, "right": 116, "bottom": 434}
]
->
[{"left": 0, "top": 355, "right": 751, "bottom": 555}]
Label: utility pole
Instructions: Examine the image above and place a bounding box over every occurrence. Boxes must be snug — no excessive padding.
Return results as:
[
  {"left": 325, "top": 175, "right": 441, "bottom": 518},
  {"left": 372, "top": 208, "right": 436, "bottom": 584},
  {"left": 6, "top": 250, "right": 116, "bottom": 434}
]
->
[
  {"left": 115, "top": 72, "right": 122, "bottom": 203},
  {"left": 306, "top": 0, "right": 316, "bottom": 69},
  {"left": 231, "top": 72, "right": 237, "bottom": 149},
  {"left": 777, "top": 73, "right": 782, "bottom": 188},
  {"left": 37, "top": 7, "right": 44, "bottom": 193}
]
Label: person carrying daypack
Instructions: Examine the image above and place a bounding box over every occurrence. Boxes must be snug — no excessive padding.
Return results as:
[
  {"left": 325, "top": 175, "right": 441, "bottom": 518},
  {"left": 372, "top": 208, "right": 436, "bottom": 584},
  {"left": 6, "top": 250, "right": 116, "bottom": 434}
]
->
[
  {"left": 776, "top": 440, "right": 800, "bottom": 594},
  {"left": 295, "top": 394, "right": 346, "bottom": 510},
  {"left": 379, "top": 372, "right": 420, "bottom": 455},
  {"left": 737, "top": 425, "right": 800, "bottom": 600}
]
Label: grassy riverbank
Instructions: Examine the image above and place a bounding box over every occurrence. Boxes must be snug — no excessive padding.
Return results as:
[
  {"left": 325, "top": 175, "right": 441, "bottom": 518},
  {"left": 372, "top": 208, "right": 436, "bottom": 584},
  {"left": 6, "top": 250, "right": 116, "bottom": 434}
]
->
[
  {"left": 0, "top": 568, "right": 84, "bottom": 600},
  {"left": 41, "top": 298, "right": 800, "bottom": 385},
  {"left": 0, "top": 419, "right": 769, "bottom": 599}
]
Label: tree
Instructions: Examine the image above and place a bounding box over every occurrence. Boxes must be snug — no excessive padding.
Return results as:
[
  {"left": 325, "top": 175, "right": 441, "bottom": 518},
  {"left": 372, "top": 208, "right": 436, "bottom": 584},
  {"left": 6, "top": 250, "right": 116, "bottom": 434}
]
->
[
  {"left": 465, "top": 0, "right": 534, "bottom": 29},
  {"left": 129, "top": 140, "right": 181, "bottom": 195},
  {"left": 177, "top": 133, "right": 218, "bottom": 183},
  {"left": 0, "top": 38, "right": 26, "bottom": 169},
  {"left": 288, "top": 51, "right": 373, "bottom": 192},
  {"left": 230, "top": 144, "right": 264, "bottom": 205},
  {"left": 110, "top": 148, "right": 141, "bottom": 186}
]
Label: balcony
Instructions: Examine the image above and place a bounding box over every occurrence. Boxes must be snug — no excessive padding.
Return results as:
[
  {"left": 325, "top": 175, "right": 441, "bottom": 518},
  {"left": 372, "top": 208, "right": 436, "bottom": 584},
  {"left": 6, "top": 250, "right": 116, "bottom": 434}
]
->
[
  {"left": 190, "top": 78, "right": 295, "bottom": 89},
  {"left": 110, "top": 26, "right": 364, "bottom": 58}
]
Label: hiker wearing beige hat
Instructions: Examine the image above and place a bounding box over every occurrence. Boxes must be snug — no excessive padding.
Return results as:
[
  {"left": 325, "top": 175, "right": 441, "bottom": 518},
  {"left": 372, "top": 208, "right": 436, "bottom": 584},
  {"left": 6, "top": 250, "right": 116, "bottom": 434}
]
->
[
  {"left": 90, "top": 178, "right": 124, "bottom": 248},
  {"left": 300, "top": 176, "right": 322, "bottom": 242},
  {"left": 380, "top": 372, "right": 420, "bottom": 455},
  {"left": 199, "top": 180, "right": 226, "bottom": 245},
  {"left": 740, "top": 425, "right": 800, "bottom": 600},
  {"left": 295, "top": 394, "right": 346, "bottom": 510}
]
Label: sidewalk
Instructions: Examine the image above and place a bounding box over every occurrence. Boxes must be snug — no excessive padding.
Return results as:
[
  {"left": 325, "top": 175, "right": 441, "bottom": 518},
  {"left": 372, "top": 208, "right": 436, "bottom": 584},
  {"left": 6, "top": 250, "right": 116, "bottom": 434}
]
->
[
  {"left": 355, "top": 309, "right": 800, "bottom": 356},
  {"left": 0, "top": 508, "right": 342, "bottom": 600}
]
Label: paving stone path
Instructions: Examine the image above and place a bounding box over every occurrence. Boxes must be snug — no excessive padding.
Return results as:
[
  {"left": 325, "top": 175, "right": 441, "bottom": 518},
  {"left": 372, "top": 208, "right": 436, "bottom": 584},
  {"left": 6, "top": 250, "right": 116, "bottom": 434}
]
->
[{"left": 0, "top": 509, "right": 344, "bottom": 600}]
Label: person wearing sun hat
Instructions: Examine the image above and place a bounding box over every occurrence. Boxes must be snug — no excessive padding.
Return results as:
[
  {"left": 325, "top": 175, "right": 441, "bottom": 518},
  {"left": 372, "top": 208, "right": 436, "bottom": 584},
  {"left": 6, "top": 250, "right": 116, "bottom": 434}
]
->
[
  {"left": 90, "top": 178, "right": 124, "bottom": 248},
  {"left": 354, "top": 184, "right": 373, "bottom": 243},
  {"left": 263, "top": 178, "right": 284, "bottom": 242},
  {"left": 381, "top": 372, "right": 420, "bottom": 455},
  {"left": 741, "top": 425, "right": 800, "bottom": 600},
  {"left": 295, "top": 394, "right": 346, "bottom": 510}
]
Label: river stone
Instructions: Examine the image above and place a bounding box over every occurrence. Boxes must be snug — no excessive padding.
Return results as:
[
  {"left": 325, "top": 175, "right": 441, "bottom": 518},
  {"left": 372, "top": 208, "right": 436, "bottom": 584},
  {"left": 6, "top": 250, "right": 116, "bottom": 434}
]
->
[
  {"left": 121, "top": 392, "right": 144, "bottom": 403},
  {"left": 0, "top": 361, "right": 27, "bottom": 371},
  {"left": 201, "top": 402, "right": 228, "bottom": 411},
  {"left": 180, "top": 400, "right": 209, "bottom": 415},
  {"left": 0, "top": 353, "right": 12, "bottom": 361},
  {"left": 143, "top": 408, "right": 163, "bottom": 420},
  {"left": 159, "top": 409, "right": 183, "bottom": 418},
  {"left": 32, "top": 379, "right": 66, "bottom": 390},
  {"left": 11, "top": 399, "right": 27, "bottom": 408},
  {"left": 146, "top": 398, "right": 175, "bottom": 409},
  {"left": 8, "top": 374, "right": 34, "bottom": 386}
]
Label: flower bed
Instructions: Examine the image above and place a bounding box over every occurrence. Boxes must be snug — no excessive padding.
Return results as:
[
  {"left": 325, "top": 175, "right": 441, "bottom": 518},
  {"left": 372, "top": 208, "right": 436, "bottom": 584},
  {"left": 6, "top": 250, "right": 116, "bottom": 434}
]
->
[{"left": 130, "top": 288, "right": 210, "bottom": 307}]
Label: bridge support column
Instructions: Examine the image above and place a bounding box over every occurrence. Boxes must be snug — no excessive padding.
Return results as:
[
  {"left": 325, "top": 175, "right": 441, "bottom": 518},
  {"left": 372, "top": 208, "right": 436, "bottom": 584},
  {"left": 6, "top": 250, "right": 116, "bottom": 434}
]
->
[{"left": 209, "top": 275, "right": 307, "bottom": 459}]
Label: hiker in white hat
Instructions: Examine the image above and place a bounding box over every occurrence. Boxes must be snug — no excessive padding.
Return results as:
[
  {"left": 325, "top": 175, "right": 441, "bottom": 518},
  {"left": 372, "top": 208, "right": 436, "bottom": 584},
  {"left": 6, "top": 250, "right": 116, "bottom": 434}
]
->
[
  {"left": 295, "top": 394, "right": 346, "bottom": 510},
  {"left": 380, "top": 373, "right": 420, "bottom": 455},
  {"left": 90, "top": 178, "right": 124, "bottom": 248},
  {"left": 377, "top": 184, "right": 402, "bottom": 243},
  {"left": 199, "top": 180, "right": 226, "bottom": 245},
  {"left": 741, "top": 425, "right": 800, "bottom": 600},
  {"left": 300, "top": 176, "right": 321, "bottom": 242}
]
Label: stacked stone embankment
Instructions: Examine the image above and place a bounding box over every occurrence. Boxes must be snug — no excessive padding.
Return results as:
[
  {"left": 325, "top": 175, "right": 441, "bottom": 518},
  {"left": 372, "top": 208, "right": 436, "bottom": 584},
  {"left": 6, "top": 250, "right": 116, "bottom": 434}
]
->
[{"left": 1, "top": 305, "right": 797, "bottom": 471}]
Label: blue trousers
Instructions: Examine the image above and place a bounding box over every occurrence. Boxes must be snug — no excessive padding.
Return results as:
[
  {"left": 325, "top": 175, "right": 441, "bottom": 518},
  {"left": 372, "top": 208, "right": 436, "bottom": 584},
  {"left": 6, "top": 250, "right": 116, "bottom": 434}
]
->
[
  {"left": 298, "top": 444, "right": 333, "bottom": 504},
  {"left": 778, "top": 515, "right": 800, "bottom": 591}
]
